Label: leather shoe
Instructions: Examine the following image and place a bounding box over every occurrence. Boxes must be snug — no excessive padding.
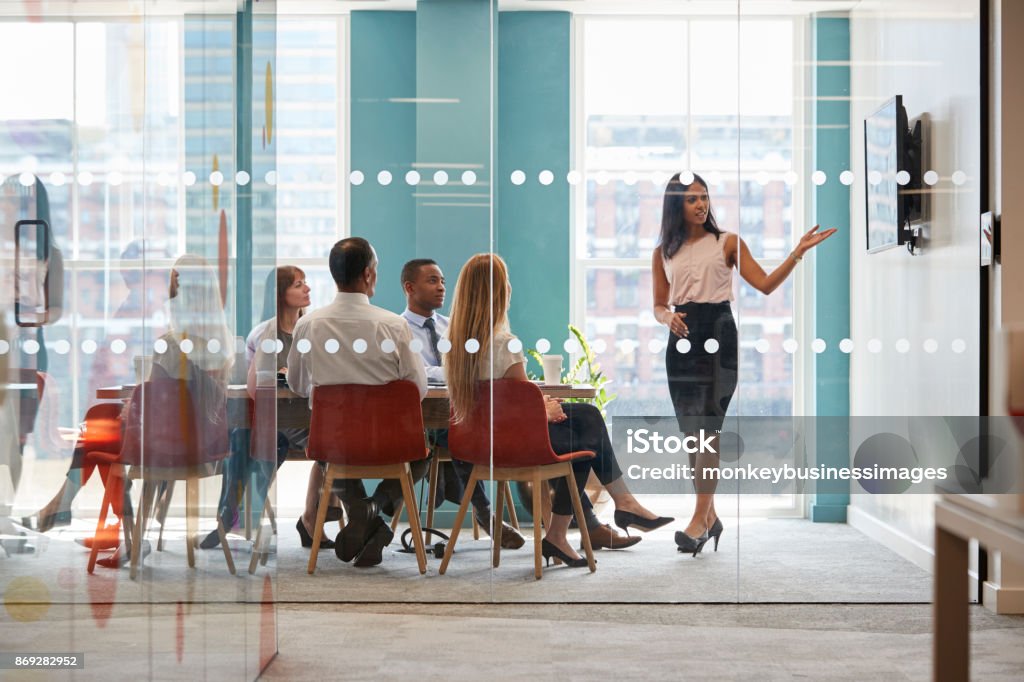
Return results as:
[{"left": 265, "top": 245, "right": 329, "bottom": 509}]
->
[
  {"left": 585, "top": 523, "right": 642, "bottom": 551},
  {"left": 475, "top": 514, "right": 526, "bottom": 550},
  {"left": 335, "top": 499, "right": 380, "bottom": 562},
  {"left": 353, "top": 517, "right": 394, "bottom": 568}
]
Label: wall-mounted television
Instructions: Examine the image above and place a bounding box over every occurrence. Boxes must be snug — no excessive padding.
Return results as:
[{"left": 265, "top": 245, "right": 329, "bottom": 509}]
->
[{"left": 864, "top": 95, "right": 922, "bottom": 253}]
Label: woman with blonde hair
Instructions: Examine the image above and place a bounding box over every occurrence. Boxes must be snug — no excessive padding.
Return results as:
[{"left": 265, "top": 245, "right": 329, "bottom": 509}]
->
[{"left": 446, "top": 254, "right": 671, "bottom": 567}]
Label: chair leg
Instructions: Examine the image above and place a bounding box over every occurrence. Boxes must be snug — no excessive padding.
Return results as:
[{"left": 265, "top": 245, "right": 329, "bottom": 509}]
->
[
  {"left": 390, "top": 499, "right": 403, "bottom": 533},
  {"left": 425, "top": 453, "right": 440, "bottom": 544},
  {"left": 88, "top": 467, "right": 118, "bottom": 574},
  {"left": 185, "top": 478, "right": 199, "bottom": 569},
  {"left": 439, "top": 466, "right": 478, "bottom": 575},
  {"left": 565, "top": 468, "right": 596, "bottom": 573},
  {"left": 217, "top": 512, "right": 236, "bottom": 575},
  {"left": 532, "top": 471, "right": 543, "bottom": 580},
  {"left": 156, "top": 480, "right": 175, "bottom": 552},
  {"left": 399, "top": 463, "right": 427, "bottom": 575},
  {"left": 307, "top": 464, "right": 334, "bottom": 575},
  {"left": 130, "top": 481, "right": 156, "bottom": 581},
  {"left": 492, "top": 479, "right": 505, "bottom": 569},
  {"left": 502, "top": 480, "right": 520, "bottom": 530},
  {"left": 244, "top": 480, "right": 253, "bottom": 541}
]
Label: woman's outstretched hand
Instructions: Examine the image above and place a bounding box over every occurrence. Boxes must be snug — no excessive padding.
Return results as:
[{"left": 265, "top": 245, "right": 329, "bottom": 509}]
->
[{"left": 794, "top": 225, "right": 838, "bottom": 257}]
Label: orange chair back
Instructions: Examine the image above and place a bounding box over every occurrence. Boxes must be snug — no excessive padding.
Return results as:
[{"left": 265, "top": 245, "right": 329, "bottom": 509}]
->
[
  {"left": 306, "top": 381, "right": 428, "bottom": 467},
  {"left": 79, "top": 403, "right": 123, "bottom": 456},
  {"left": 449, "top": 379, "right": 568, "bottom": 468},
  {"left": 120, "top": 379, "right": 229, "bottom": 468}
]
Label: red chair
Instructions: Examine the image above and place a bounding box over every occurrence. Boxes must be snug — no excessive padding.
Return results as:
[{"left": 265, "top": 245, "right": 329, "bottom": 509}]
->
[
  {"left": 439, "top": 379, "right": 597, "bottom": 580},
  {"left": 305, "top": 381, "right": 430, "bottom": 575},
  {"left": 88, "top": 379, "right": 235, "bottom": 579}
]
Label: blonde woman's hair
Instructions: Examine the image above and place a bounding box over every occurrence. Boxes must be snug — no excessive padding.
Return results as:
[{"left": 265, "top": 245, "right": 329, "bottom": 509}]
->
[
  {"left": 168, "top": 254, "right": 234, "bottom": 373},
  {"left": 445, "top": 253, "right": 510, "bottom": 424}
]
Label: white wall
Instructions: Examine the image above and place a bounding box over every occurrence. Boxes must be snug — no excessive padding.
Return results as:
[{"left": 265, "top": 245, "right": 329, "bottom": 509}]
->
[{"left": 848, "top": 0, "right": 981, "bottom": 551}]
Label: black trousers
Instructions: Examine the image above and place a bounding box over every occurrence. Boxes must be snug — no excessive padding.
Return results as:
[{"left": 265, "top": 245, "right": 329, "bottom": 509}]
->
[
  {"left": 547, "top": 402, "right": 623, "bottom": 516},
  {"left": 332, "top": 458, "right": 430, "bottom": 516}
]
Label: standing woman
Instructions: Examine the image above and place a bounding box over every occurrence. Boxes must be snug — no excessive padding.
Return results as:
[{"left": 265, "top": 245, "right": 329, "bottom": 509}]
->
[{"left": 652, "top": 173, "right": 835, "bottom": 555}]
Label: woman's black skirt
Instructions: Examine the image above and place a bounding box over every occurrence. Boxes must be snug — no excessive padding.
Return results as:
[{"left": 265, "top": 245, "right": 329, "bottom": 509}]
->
[{"left": 664, "top": 302, "right": 738, "bottom": 432}]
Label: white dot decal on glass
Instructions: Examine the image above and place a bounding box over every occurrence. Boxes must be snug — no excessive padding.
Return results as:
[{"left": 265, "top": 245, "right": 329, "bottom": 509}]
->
[
  {"left": 812, "top": 171, "right": 827, "bottom": 186},
  {"left": 154, "top": 339, "right": 168, "bottom": 354},
  {"left": 235, "top": 170, "right": 250, "bottom": 186},
  {"left": 324, "top": 338, "right": 340, "bottom": 354},
  {"left": 19, "top": 172, "right": 34, "bottom": 186},
  {"left": 409, "top": 338, "right": 423, "bottom": 354},
  {"left": 812, "top": 338, "right": 827, "bottom": 354},
  {"left": 507, "top": 338, "right": 523, "bottom": 354},
  {"left": 536, "top": 338, "right": 551, "bottom": 353},
  {"left": 50, "top": 171, "right": 66, "bottom": 186},
  {"left": 868, "top": 339, "right": 882, "bottom": 353},
  {"left": 895, "top": 338, "right": 910, "bottom": 353},
  {"left": 377, "top": 170, "right": 392, "bottom": 186},
  {"left": 111, "top": 339, "right": 127, "bottom": 355},
  {"left": 54, "top": 339, "right": 70, "bottom": 355},
  {"left": 783, "top": 170, "right": 799, "bottom": 186},
  {"left": 78, "top": 171, "right": 94, "bottom": 186},
  {"left": 840, "top": 170, "right": 855, "bottom": 186},
  {"left": 923, "top": 170, "right": 939, "bottom": 186},
  {"left": 952, "top": 339, "right": 967, "bottom": 354},
  {"left": 705, "top": 338, "right": 720, "bottom": 353},
  {"left": 437, "top": 339, "right": 452, "bottom": 354},
  {"left": 405, "top": 170, "right": 420, "bottom": 186},
  {"left": 510, "top": 170, "right": 526, "bottom": 186},
  {"left": 783, "top": 339, "right": 798, "bottom": 354},
  {"left": 353, "top": 339, "right": 368, "bottom": 354},
  {"left": 24, "top": 339, "right": 39, "bottom": 355},
  {"left": 350, "top": 170, "right": 365, "bottom": 186},
  {"left": 538, "top": 170, "right": 554, "bottom": 186},
  {"left": 465, "top": 338, "right": 480, "bottom": 353},
  {"left": 868, "top": 170, "right": 882, "bottom": 186},
  {"left": 461, "top": 170, "right": 476, "bottom": 186},
  {"left": 208, "top": 338, "right": 222, "bottom": 354},
  {"left": 433, "top": 170, "right": 448, "bottom": 186},
  {"left": 180, "top": 171, "right": 195, "bottom": 186},
  {"left": 839, "top": 338, "right": 854, "bottom": 353},
  {"left": 180, "top": 339, "right": 194, "bottom": 354},
  {"left": 107, "top": 171, "right": 123, "bottom": 187},
  {"left": 82, "top": 339, "right": 98, "bottom": 355},
  {"left": 648, "top": 339, "right": 663, "bottom": 353},
  {"left": 923, "top": 339, "right": 938, "bottom": 353},
  {"left": 209, "top": 170, "right": 224, "bottom": 186},
  {"left": 265, "top": 170, "right": 278, "bottom": 185},
  {"left": 680, "top": 170, "right": 695, "bottom": 185},
  {"left": 0, "top": 340, "right": 9, "bottom": 354},
  {"left": 261, "top": 338, "right": 276, "bottom": 353},
  {"left": 296, "top": 338, "right": 311, "bottom": 354},
  {"left": 566, "top": 170, "right": 580, "bottom": 185},
  {"left": 275, "top": 339, "right": 284, "bottom": 354},
  {"left": 623, "top": 171, "right": 637, "bottom": 186},
  {"left": 951, "top": 171, "right": 967, "bottom": 186},
  {"left": 755, "top": 171, "right": 769, "bottom": 186},
  {"left": 157, "top": 172, "right": 171, "bottom": 187},
  {"left": 595, "top": 170, "right": 610, "bottom": 185},
  {"left": 754, "top": 339, "right": 770, "bottom": 354},
  {"left": 381, "top": 339, "right": 396, "bottom": 353},
  {"left": 564, "top": 338, "right": 581, "bottom": 354},
  {"left": 896, "top": 170, "right": 911, "bottom": 186},
  {"left": 676, "top": 338, "right": 691, "bottom": 353},
  {"left": 591, "top": 339, "right": 606, "bottom": 354},
  {"left": 650, "top": 171, "right": 667, "bottom": 187}
]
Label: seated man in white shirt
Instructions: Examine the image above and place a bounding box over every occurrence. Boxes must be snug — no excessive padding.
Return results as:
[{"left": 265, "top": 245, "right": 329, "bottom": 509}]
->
[
  {"left": 287, "top": 238, "right": 429, "bottom": 567},
  {"left": 400, "top": 258, "right": 525, "bottom": 550}
]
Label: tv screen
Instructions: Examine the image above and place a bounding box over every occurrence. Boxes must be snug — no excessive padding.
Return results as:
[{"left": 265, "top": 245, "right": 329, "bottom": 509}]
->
[{"left": 864, "top": 96, "right": 904, "bottom": 252}]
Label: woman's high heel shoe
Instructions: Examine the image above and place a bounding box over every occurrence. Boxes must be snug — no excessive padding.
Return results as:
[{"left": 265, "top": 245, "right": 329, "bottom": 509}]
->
[
  {"left": 613, "top": 510, "right": 674, "bottom": 535},
  {"left": 707, "top": 518, "right": 724, "bottom": 552},
  {"left": 296, "top": 519, "right": 335, "bottom": 550},
  {"left": 674, "top": 530, "right": 709, "bottom": 557},
  {"left": 541, "top": 538, "right": 588, "bottom": 568}
]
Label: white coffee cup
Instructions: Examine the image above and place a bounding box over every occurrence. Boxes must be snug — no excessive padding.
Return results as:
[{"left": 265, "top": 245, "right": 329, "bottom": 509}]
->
[{"left": 541, "top": 354, "right": 563, "bottom": 386}]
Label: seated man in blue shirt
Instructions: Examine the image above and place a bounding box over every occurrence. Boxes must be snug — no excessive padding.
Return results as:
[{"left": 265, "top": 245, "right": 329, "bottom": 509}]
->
[{"left": 400, "top": 258, "right": 525, "bottom": 550}]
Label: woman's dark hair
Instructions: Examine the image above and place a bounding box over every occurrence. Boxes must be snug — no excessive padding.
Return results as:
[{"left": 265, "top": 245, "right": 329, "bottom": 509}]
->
[
  {"left": 276, "top": 265, "right": 306, "bottom": 321},
  {"left": 657, "top": 172, "right": 722, "bottom": 260}
]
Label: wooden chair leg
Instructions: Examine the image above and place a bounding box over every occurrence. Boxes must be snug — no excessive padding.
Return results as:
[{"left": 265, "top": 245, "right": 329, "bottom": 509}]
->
[
  {"left": 156, "top": 480, "right": 175, "bottom": 552},
  {"left": 399, "top": 463, "right": 427, "bottom": 575},
  {"left": 439, "top": 466, "right": 478, "bottom": 575},
  {"left": 307, "top": 464, "right": 334, "bottom": 575},
  {"left": 502, "top": 480, "right": 520, "bottom": 530},
  {"left": 88, "top": 467, "right": 118, "bottom": 574},
  {"left": 532, "top": 471, "right": 543, "bottom": 580},
  {"left": 425, "top": 453, "right": 441, "bottom": 544},
  {"left": 130, "top": 481, "right": 156, "bottom": 581},
  {"left": 217, "top": 511, "right": 236, "bottom": 575},
  {"left": 492, "top": 479, "right": 505, "bottom": 569},
  {"left": 185, "top": 478, "right": 199, "bottom": 569},
  {"left": 565, "top": 467, "right": 596, "bottom": 573},
  {"left": 244, "top": 480, "right": 253, "bottom": 541}
]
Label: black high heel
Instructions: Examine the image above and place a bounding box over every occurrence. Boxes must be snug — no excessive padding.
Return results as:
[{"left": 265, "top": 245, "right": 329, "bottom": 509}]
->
[
  {"left": 296, "top": 518, "right": 336, "bottom": 550},
  {"left": 674, "top": 529, "right": 709, "bottom": 557},
  {"left": 707, "top": 518, "right": 724, "bottom": 552},
  {"left": 613, "top": 510, "right": 674, "bottom": 535},
  {"left": 541, "top": 538, "right": 589, "bottom": 568}
]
